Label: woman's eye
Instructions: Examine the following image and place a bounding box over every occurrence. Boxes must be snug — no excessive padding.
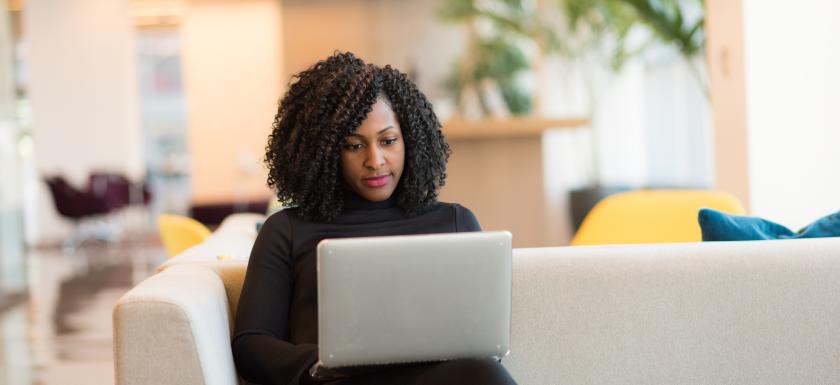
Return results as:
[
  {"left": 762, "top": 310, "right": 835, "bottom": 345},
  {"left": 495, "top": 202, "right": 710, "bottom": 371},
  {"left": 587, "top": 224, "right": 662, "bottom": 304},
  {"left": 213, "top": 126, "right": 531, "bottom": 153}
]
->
[
  {"left": 344, "top": 143, "right": 363, "bottom": 151},
  {"left": 382, "top": 138, "right": 399, "bottom": 145}
]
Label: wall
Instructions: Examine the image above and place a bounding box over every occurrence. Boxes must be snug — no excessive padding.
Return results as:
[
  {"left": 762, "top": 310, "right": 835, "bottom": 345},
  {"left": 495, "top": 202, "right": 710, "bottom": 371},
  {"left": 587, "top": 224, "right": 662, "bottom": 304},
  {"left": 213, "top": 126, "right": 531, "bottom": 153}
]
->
[
  {"left": 706, "top": 0, "right": 840, "bottom": 228},
  {"left": 181, "top": 0, "right": 282, "bottom": 204},
  {"left": 281, "top": 0, "right": 464, "bottom": 104},
  {"left": 643, "top": 55, "right": 713, "bottom": 188},
  {"left": 282, "top": 0, "right": 375, "bottom": 80},
  {"left": 25, "top": 0, "right": 142, "bottom": 243},
  {"left": 706, "top": 0, "right": 750, "bottom": 210},
  {"left": 741, "top": 0, "right": 840, "bottom": 228}
]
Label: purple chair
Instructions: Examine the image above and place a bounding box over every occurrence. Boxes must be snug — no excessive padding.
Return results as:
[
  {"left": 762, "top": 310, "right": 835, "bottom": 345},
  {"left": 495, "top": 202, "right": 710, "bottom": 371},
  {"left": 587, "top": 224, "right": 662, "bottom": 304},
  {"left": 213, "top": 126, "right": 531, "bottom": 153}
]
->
[
  {"left": 44, "top": 176, "right": 114, "bottom": 250},
  {"left": 88, "top": 172, "right": 152, "bottom": 211},
  {"left": 45, "top": 176, "right": 111, "bottom": 219}
]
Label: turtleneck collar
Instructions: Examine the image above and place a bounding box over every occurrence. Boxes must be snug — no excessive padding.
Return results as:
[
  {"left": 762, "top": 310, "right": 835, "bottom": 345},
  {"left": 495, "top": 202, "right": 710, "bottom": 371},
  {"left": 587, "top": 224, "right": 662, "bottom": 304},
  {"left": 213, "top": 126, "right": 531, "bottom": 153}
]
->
[{"left": 341, "top": 189, "right": 398, "bottom": 210}]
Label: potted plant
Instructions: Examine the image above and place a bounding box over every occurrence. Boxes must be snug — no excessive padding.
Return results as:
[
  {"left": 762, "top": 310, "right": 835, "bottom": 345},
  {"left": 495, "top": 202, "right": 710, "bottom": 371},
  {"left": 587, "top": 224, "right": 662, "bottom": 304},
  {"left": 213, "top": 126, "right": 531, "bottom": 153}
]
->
[
  {"left": 558, "top": 0, "right": 707, "bottom": 229},
  {"left": 438, "top": 0, "right": 708, "bottom": 230}
]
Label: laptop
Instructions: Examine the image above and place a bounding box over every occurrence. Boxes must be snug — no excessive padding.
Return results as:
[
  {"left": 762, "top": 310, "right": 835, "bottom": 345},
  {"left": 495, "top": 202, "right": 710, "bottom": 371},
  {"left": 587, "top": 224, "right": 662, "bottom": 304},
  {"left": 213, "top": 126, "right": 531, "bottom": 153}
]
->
[{"left": 316, "top": 231, "right": 512, "bottom": 369}]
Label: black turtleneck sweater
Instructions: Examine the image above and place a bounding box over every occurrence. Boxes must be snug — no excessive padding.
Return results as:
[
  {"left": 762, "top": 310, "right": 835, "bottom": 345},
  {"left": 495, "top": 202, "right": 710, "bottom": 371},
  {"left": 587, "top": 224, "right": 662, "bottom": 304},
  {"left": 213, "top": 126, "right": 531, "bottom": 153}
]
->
[{"left": 232, "top": 193, "right": 481, "bottom": 385}]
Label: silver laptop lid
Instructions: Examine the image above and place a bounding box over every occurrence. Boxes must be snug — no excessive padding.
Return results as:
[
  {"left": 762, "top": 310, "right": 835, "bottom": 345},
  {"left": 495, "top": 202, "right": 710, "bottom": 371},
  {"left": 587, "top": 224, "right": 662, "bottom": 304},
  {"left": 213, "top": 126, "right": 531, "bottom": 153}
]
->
[{"left": 316, "top": 231, "right": 512, "bottom": 368}]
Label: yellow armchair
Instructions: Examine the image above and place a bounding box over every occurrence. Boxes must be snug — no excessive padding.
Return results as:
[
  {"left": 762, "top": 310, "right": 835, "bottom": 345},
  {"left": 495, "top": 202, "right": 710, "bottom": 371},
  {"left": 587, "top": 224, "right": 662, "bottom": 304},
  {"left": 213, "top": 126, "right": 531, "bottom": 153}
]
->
[
  {"left": 157, "top": 214, "right": 212, "bottom": 257},
  {"left": 571, "top": 189, "right": 745, "bottom": 246}
]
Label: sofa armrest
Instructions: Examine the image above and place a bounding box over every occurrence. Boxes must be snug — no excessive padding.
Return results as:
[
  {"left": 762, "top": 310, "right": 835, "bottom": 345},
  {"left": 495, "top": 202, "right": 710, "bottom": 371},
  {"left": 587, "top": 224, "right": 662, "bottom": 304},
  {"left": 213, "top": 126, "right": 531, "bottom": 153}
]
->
[{"left": 113, "top": 265, "right": 239, "bottom": 385}]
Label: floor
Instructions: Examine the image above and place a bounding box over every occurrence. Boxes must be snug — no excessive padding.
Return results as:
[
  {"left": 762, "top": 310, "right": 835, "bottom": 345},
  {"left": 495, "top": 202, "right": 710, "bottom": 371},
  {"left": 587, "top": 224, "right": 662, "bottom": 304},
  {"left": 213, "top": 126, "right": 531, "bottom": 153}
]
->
[{"left": 0, "top": 233, "right": 166, "bottom": 385}]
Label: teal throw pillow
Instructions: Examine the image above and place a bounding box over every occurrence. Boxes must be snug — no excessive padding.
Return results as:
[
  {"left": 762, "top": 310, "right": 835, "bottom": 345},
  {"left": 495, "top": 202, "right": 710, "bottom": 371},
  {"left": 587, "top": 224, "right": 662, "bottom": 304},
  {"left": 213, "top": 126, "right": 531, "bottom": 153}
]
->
[{"left": 698, "top": 208, "right": 840, "bottom": 241}]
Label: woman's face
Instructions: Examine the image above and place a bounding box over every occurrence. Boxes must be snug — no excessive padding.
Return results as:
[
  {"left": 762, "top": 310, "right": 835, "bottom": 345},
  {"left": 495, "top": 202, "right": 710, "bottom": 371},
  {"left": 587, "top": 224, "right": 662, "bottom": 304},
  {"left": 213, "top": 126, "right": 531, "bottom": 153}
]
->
[{"left": 340, "top": 97, "right": 405, "bottom": 202}]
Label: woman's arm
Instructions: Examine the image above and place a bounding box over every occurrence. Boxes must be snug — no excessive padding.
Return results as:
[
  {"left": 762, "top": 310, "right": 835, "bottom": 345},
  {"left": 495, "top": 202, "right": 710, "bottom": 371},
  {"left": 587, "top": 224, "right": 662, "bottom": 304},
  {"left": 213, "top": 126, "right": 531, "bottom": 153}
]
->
[{"left": 232, "top": 212, "right": 318, "bottom": 385}]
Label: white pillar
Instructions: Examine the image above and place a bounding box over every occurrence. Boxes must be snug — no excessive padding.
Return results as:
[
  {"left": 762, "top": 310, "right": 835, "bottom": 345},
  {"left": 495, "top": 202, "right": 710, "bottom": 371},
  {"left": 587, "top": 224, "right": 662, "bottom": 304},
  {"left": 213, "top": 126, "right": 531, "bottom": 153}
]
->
[
  {"left": 742, "top": 0, "right": 840, "bottom": 228},
  {"left": 708, "top": 0, "right": 840, "bottom": 228},
  {"left": 0, "top": 3, "right": 25, "bottom": 290},
  {"left": 706, "top": 0, "right": 750, "bottom": 210},
  {"left": 25, "top": 0, "right": 142, "bottom": 243}
]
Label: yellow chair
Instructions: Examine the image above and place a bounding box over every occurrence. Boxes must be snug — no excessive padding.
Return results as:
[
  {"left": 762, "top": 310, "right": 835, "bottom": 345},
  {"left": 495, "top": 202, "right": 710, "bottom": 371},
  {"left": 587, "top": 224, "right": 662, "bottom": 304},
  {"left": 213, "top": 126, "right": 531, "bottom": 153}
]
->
[
  {"left": 571, "top": 189, "right": 746, "bottom": 246},
  {"left": 158, "top": 214, "right": 212, "bottom": 257}
]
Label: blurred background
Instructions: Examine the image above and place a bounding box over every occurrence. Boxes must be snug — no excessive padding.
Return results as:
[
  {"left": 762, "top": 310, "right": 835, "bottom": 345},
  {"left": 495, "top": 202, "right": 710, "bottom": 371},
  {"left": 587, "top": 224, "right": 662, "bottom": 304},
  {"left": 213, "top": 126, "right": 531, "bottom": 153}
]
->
[{"left": 1, "top": 0, "right": 839, "bottom": 384}]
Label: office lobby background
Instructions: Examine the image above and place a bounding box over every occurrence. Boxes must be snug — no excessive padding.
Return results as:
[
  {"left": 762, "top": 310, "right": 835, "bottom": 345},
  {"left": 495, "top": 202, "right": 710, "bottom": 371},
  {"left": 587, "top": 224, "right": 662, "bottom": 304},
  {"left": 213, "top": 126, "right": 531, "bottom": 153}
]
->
[
  {"left": 4, "top": 0, "right": 840, "bottom": 248},
  {"left": 0, "top": 0, "right": 839, "bottom": 383}
]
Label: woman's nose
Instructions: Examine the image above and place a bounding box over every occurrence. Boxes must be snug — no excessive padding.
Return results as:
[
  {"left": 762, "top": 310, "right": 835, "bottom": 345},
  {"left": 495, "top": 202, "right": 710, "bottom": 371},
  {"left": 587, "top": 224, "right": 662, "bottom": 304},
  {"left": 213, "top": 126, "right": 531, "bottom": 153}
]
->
[{"left": 364, "top": 146, "right": 385, "bottom": 170}]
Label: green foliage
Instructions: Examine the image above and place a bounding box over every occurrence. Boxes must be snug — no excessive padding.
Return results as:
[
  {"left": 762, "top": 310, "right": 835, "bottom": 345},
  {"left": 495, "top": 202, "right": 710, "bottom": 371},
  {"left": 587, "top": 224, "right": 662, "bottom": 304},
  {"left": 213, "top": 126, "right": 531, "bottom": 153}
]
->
[
  {"left": 560, "top": 0, "right": 705, "bottom": 70},
  {"left": 439, "top": 0, "right": 480, "bottom": 20},
  {"left": 440, "top": 0, "right": 543, "bottom": 116},
  {"left": 438, "top": 0, "right": 707, "bottom": 116},
  {"left": 442, "top": 37, "right": 532, "bottom": 116},
  {"left": 498, "top": 79, "right": 532, "bottom": 115},
  {"left": 473, "top": 38, "right": 530, "bottom": 80},
  {"left": 476, "top": 37, "right": 533, "bottom": 114}
]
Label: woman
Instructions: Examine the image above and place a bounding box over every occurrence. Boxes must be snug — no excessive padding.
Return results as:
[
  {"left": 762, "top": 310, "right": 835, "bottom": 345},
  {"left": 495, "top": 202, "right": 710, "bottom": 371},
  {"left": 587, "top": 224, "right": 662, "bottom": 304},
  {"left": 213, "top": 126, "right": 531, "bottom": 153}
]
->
[{"left": 233, "top": 52, "right": 517, "bottom": 385}]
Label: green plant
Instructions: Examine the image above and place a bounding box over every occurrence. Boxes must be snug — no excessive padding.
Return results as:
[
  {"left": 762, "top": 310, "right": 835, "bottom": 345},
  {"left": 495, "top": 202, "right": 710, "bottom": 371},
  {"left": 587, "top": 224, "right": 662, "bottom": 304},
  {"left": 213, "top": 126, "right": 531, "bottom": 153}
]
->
[
  {"left": 439, "top": 0, "right": 557, "bottom": 116},
  {"left": 560, "top": 0, "right": 707, "bottom": 92},
  {"left": 443, "top": 36, "right": 531, "bottom": 116},
  {"left": 439, "top": 0, "right": 707, "bottom": 117}
]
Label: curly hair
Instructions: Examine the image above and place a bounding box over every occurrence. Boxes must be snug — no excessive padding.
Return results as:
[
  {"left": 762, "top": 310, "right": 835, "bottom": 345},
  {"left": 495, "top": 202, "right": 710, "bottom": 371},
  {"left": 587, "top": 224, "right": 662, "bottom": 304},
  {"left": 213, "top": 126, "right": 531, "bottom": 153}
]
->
[{"left": 265, "top": 52, "right": 450, "bottom": 222}]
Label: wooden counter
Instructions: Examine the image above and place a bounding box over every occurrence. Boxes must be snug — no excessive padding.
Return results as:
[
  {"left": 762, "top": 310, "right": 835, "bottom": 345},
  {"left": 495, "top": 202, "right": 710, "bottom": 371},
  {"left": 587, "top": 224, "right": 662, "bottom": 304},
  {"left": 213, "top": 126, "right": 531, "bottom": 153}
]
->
[
  {"left": 439, "top": 117, "right": 590, "bottom": 247},
  {"left": 442, "top": 117, "right": 590, "bottom": 140}
]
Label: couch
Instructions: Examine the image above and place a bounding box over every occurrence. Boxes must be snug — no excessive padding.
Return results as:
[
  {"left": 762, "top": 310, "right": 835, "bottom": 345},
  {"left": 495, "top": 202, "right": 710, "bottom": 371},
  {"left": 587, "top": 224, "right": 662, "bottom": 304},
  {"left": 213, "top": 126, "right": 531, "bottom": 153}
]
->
[{"left": 114, "top": 214, "right": 840, "bottom": 385}]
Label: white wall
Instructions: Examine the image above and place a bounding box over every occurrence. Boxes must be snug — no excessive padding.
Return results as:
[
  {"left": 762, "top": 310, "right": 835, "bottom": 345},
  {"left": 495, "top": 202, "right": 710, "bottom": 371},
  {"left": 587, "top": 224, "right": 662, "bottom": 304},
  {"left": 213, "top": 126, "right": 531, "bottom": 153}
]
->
[
  {"left": 742, "top": 0, "right": 840, "bottom": 228},
  {"left": 0, "top": 4, "right": 26, "bottom": 290},
  {"left": 181, "top": 0, "right": 282, "bottom": 204},
  {"left": 644, "top": 56, "right": 713, "bottom": 188},
  {"left": 542, "top": 29, "right": 712, "bottom": 189},
  {"left": 25, "top": 0, "right": 142, "bottom": 243}
]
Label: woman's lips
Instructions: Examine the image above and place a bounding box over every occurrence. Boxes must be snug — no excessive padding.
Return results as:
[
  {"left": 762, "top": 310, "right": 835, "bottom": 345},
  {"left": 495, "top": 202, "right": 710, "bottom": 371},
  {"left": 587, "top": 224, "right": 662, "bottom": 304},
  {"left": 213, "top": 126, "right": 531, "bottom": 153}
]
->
[{"left": 362, "top": 174, "right": 391, "bottom": 188}]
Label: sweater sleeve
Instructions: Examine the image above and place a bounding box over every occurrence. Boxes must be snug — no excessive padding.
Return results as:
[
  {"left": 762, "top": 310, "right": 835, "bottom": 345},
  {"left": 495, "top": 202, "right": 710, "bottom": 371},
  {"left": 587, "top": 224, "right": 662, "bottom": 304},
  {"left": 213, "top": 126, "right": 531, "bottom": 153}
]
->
[
  {"left": 454, "top": 204, "right": 482, "bottom": 232},
  {"left": 232, "top": 212, "right": 318, "bottom": 385}
]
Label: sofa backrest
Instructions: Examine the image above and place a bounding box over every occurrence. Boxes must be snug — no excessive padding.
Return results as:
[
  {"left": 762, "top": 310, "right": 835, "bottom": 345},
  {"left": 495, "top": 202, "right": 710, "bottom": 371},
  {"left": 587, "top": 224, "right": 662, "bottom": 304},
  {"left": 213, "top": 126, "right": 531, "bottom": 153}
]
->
[
  {"left": 172, "top": 236, "right": 840, "bottom": 385},
  {"left": 207, "top": 262, "right": 248, "bottom": 319},
  {"left": 505, "top": 237, "right": 840, "bottom": 385}
]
